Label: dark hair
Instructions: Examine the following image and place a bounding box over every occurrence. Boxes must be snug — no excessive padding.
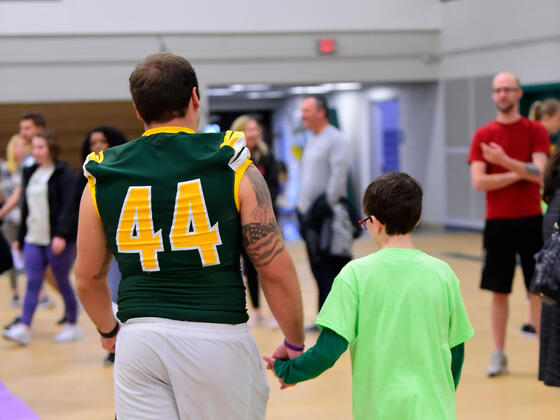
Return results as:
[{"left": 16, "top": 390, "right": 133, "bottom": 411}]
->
[
  {"left": 305, "top": 95, "right": 328, "bottom": 115},
  {"left": 129, "top": 53, "right": 199, "bottom": 124},
  {"left": 362, "top": 171, "right": 423, "bottom": 235},
  {"left": 543, "top": 148, "right": 560, "bottom": 204},
  {"left": 34, "top": 128, "right": 60, "bottom": 161},
  {"left": 81, "top": 125, "right": 127, "bottom": 162},
  {"left": 21, "top": 111, "right": 46, "bottom": 128}
]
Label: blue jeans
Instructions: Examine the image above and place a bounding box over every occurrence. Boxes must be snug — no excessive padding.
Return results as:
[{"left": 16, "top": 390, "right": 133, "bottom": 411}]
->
[{"left": 21, "top": 242, "right": 78, "bottom": 326}]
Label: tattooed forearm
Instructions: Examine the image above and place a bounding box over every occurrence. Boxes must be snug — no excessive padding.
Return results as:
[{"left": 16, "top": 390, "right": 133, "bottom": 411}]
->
[{"left": 525, "top": 163, "right": 541, "bottom": 176}]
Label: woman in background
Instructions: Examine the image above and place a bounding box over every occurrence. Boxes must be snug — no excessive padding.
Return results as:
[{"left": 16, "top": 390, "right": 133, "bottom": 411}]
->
[
  {"left": 529, "top": 98, "right": 560, "bottom": 146},
  {"left": 0, "top": 135, "right": 27, "bottom": 306},
  {"left": 538, "top": 147, "right": 560, "bottom": 387},
  {"left": 3, "top": 129, "right": 81, "bottom": 345},
  {"left": 231, "top": 115, "right": 279, "bottom": 327},
  {"left": 78, "top": 125, "right": 126, "bottom": 364}
]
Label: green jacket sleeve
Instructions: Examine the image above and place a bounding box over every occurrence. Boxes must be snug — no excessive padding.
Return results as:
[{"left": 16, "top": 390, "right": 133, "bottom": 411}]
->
[
  {"left": 451, "top": 342, "right": 465, "bottom": 389},
  {"left": 274, "top": 328, "right": 348, "bottom": 384}
]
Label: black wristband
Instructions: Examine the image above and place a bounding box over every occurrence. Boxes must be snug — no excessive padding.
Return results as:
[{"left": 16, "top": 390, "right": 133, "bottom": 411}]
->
[{"left": 97, "top": 320, "right": 120, "bottom": 338}]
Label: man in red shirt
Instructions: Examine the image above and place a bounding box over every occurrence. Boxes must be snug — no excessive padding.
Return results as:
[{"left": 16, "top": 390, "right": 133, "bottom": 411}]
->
[{"left": 469, "top": 71, "right": 550, "bottom": 376}]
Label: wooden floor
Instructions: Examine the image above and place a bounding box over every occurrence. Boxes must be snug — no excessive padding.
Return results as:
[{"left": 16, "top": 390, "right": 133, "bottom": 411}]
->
[{"left": 1, "top": 231, "right": 559, "bottom": 419}]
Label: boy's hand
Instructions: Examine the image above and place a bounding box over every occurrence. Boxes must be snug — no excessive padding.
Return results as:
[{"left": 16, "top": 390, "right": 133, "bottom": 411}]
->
[{"left": 262, "top": 355, "right": 296, "bottom": 390}]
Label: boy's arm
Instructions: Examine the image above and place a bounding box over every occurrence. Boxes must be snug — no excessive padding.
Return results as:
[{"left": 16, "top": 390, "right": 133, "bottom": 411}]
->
[
  {"left": 450, "top": 342, "right": 465, "bottom": 389},
  {"left": 267, "top": 328, "right": 348, "bottom": 386}
]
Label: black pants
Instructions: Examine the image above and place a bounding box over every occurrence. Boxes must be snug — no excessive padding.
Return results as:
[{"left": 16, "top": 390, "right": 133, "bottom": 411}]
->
[{"left": 302, "top": 231, "right": 350, "bottom": 312}]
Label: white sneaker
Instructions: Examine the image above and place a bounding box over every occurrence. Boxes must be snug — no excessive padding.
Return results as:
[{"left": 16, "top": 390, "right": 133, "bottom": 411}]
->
[
  {"left": 54, "top": 324, "right": 83, "bottom": 342},
  {"left": 487, "top": 350, "right": 509, "bottom": 377},
  {"left": 3, "top": 323, "right": 30, "bottom": 346},
  {"left": 37, "top": 295, "right": 55, "bottom": 310}
]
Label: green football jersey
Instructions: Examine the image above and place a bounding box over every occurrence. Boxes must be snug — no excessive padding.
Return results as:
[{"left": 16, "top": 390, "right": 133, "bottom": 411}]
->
[{"left": 84, "top": 126, "right": 252, "bottom": 324}]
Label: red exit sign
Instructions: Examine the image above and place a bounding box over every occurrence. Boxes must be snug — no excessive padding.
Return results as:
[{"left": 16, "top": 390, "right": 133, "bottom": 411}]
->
[{"left": 318, "top": 38, "right": 336, "bottom": 55}]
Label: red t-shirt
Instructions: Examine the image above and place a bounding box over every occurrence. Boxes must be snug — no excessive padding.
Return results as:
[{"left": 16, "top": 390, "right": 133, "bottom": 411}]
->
[{"left": 468, "top": 117, "right": 550, "bottom": 220}]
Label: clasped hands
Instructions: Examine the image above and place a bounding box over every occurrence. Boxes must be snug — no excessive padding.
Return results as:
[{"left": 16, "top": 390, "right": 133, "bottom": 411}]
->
[{"left": 262, "top": 341, "right": 303, "bottom": 390}]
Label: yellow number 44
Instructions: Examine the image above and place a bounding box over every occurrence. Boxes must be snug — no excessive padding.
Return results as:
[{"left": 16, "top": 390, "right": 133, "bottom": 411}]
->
[{"left": 116, "top": 180, "right": 222, "bottom": 272}]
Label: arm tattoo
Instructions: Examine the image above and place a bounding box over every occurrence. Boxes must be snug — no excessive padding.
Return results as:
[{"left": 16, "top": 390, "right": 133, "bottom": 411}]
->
[
  {"left": 242, "top": 165, "right": 284, "bottom": 267},
  {"left": 525, "top": 163, "right": 541, "bottom": 176}
]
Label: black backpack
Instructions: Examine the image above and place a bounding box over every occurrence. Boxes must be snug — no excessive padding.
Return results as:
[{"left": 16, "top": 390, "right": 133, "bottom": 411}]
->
[{"left": 530, "top": 223, "right": 560, "bottom": 305}]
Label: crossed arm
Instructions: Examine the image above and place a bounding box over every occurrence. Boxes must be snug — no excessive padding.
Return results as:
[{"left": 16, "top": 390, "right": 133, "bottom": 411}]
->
[{"left": 471, "top": 143, "right": 547, "bottom": 191}]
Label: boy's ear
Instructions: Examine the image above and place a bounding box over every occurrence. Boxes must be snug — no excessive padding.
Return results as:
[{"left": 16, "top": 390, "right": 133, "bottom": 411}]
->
[{"left": 370, "top": 215, "right": 384, "bottom": 233}]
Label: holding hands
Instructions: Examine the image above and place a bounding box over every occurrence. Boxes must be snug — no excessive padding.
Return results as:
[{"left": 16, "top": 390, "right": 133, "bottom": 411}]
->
[{"left": 263, "top": 339, "right": 304, "bottom": 390}]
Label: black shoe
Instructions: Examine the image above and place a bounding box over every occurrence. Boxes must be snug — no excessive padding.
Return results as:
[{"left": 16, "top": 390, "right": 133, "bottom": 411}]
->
[
  {"left": 4, "top": 316, "right": 21, "bottom": 330},
  {"left": 304, "top": 324, "right": 321, "bottom": 333},
  {"left": 104, "top": 352, "right": 115, "bottom": 366},
  {"left": 520, "top": 323, "right": 537, "bottom": 338}
]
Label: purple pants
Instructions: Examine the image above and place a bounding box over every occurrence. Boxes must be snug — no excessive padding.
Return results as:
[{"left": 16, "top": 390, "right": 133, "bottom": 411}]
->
[{"left": 21, "top": 242, "right": 78, "bottom": 326}]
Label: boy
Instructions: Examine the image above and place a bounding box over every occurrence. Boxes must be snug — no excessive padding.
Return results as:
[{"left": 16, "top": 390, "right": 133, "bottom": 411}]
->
[{"left": 264, "top": 171, "right": 474, "bottom": 419}]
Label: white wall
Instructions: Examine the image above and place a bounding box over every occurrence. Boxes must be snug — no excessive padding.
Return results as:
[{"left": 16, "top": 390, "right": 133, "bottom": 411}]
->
[
  {"left": 441, "top": 0, "right": 560, "bottom": 83},
  {"left": 0, "top": 1, "right": 440, "bottom": 35}
]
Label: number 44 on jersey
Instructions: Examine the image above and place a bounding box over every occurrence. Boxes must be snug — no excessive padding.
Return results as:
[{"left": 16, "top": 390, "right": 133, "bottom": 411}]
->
[{"left": 116, "top": 179, "right": 222, "bottom": 271}]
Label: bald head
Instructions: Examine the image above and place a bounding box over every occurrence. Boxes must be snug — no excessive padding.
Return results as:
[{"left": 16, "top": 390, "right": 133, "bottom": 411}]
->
[
  {"left": 493, "top": 72, "right": 521, "bottom": 89},
  {"left": 492, "top": 71, "right": 522, "bottom": 115}
]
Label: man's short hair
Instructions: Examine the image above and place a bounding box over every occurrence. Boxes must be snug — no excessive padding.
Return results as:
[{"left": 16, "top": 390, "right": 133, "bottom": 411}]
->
[
  {"left": 305, "top": 95, "right": 328, "bottom": 116},
  {"left": 129, "top": 53, "right": 199, "bottom": 125},
  {"left": 21, "top": 112, "right": 46, "bottom": 128},
  {"left": 362, "top": 171, "right": 423, "bottom": 235}
]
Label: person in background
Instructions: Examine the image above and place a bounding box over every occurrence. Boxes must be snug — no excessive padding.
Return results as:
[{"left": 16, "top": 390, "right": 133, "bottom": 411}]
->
[
  {"left": 469, "top": 71, "right": 550, "bottom": 376},
  {"left": 0, "top": 135, "right": 27, "bottom": 306},
  {"left": 3, "top": 129, "right": 81, "bottom": 346},
  {"left": 537, "top": 147, "right": 560, "bottom": 387},
  {"left": 231, "top": 115, "right": 279, "bottom": 327},
  {"left": 77, "top": 125, "right": 127, "bottom": 365},
  {"left": 529, "top": 98, "right": 560, "bottom": 147},
  {"left": 297, "top": 95, "right": 352, "bottom": 331}
]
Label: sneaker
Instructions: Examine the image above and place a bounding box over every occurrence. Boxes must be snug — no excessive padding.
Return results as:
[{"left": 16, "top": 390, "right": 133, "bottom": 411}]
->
[
  {"left": 37, "top": 296, "right": 55, "bottom": 310},
  {"left": 54, "top": 324, "right": 83, "bottom": 342},
  {"left": 487, "top": 350, "right": 509, "bottom": 377},
  {"left": 10, "top": 295, "right": 21, "bottom": 308},
  {"left": 520, "top": 323, "right": 538, "bottom": 338},
  {"left": 3, "top": 323, "right": 30, "bottom": 346},
  {"left": 104, "top": 352, "right": 115, "bottom": 366},
  {"left": 247, "top": 313, "right": 265, "bottom": 328},
  {"left": 4, "top": 316, "right": 21, "bottom": 331}
]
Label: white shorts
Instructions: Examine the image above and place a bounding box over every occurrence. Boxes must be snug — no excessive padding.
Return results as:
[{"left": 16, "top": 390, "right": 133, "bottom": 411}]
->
[{"left": 114, "top": 317, "right": 269, "bottom": 420}]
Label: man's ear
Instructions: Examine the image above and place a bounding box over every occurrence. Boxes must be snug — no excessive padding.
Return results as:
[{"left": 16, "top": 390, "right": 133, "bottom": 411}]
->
[
  {"left": 190, "top": 87, "right": 200, "bottom": 111},
  {"left": 132, "top": 102, "right": 144, "bottom": 121}
]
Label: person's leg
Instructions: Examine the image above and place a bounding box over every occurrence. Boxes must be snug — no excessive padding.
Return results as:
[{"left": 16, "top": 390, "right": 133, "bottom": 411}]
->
[
  {"left": 2, "top": 222, "right": 20, "bottom": 302},
  {"left": 491, "top": 292, "right": 509, "bottom": 351},
  {"left": 46, "top": 243, "right": 78, "bottom": 323},
  {"left": 20, "top": 243, "right": 48, "bottom": 326},
  {"left": 114, "top": 320, "right": 180, "bottom": 420},
  {"left": 481, "top": 219, "right": 514, "bottom": 376},
  {"left": 167, "top": 320, "right": 268, "bottom": 420},
  {"left": 518, "top": 215, "right": 544, "bottom": 335}
]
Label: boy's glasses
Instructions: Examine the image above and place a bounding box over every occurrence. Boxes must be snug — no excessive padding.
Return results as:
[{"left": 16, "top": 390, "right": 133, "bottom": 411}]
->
[{"left": 359, "top": 216, "right": 371, "bottom": 231}]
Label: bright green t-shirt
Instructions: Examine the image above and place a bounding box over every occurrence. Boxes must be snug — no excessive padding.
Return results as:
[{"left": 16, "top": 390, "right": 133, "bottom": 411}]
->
[{"left": 315, "top": 248, "right": 474, "bottom": 420}]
